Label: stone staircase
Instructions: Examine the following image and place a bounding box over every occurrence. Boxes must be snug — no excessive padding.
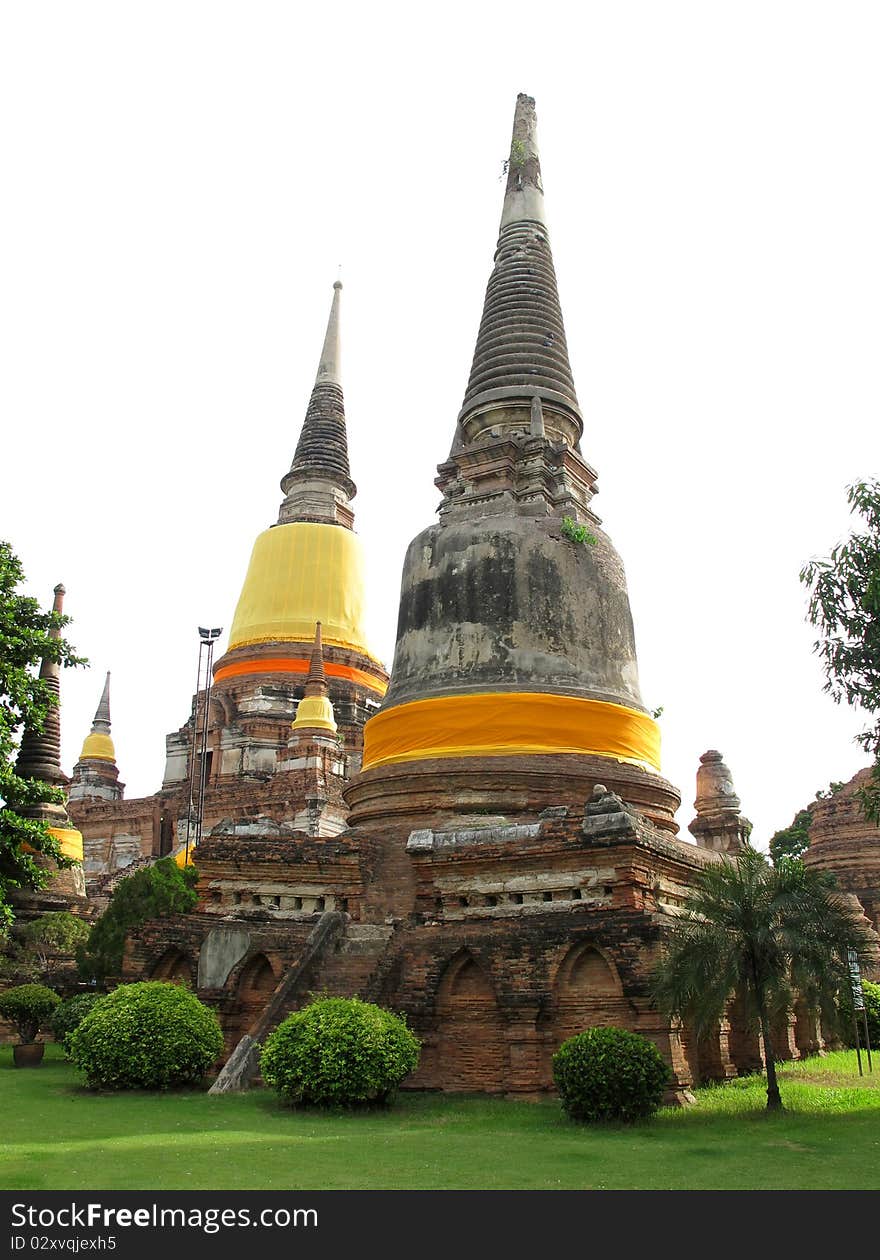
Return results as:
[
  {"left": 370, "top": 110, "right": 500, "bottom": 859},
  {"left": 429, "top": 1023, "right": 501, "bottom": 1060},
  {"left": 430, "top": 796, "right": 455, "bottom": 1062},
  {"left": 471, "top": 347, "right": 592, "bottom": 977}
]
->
[
  {"left": 86, "top": 854, "right": 157, "bottom": 909},
  {"left": 209, "top": 914, "right": 396, "bottom": 1093}
]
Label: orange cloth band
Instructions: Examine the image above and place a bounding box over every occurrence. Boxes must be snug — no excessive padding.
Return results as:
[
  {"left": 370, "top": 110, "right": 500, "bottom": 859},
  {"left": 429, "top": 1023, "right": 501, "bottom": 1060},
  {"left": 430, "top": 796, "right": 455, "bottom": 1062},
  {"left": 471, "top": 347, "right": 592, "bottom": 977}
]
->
[
  {"left": 213, "top": 656, "right": 387, "bottom": 696},
  {"left": 362, "top": 691, "right": 661, "bottom": 772}
]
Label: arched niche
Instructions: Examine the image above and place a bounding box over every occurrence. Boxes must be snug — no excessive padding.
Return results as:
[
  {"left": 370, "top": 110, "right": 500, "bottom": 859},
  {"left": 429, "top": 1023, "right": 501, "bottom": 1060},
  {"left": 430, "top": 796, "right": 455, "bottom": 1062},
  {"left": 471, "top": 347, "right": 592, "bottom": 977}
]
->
[
  {"left": 230, "top": 952, "right": 278, "bottom": 1039},
  {"left": 556, "top": 943, "right": 622, "bottom": 999},
  {"left": 539, "top": 942, "right": 631, "bottom": 1087},
  {"left": 149, "top": 948, "right": 191, "bottom": 985},
  {"left": 437, "top": 952, "right": 498, "bottom": 1008},
  {"left": 237, "top": 952, "right": 277, "bottom": 998},
  {"left": 434, "top": 950, "right": 506, "bottom": 1093}
]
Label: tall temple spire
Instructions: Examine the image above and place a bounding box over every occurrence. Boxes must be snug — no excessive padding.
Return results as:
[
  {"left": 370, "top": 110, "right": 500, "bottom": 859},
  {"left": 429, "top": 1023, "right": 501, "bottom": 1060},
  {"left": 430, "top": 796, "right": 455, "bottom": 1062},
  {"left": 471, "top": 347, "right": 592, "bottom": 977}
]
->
[
  {"left": 278, "top": 281, "right": 356, "bottom": 527},
  {"left": 350, "top": 93, "right": 680, "bottom": 836},
  {"left": 212, "top": 276, "right": 388, "bottom": 719},
  {"left": 15, "top": 584, "right": 67, "bottom": 787},
  {"left": 454, "top": 94, "right": 582, "bottom": 454}
]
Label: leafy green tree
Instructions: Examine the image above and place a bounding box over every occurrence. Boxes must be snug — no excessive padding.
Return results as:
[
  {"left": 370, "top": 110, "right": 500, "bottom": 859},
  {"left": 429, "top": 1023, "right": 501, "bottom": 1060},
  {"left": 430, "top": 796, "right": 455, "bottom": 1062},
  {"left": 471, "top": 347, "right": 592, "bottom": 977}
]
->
[
  {"left": 769, "top": 782, "right": 844, "bottom": 865},
  {"left": 801, "top": 480, "right": 880, "bottom": 822},
  {"left": 20, "top": 910, "right": 91, "bottom": 969},
  {"left": 0, "top": 541, "right": 84, "bottom": 932},
  {"left": 77, "top": 858, "right": 198, "bottom": 983},
  {"left": 769, "top": 808, "right": 813, "bottom": 865},
  {"left": 652, "top": 847, "right": 874, "bottom": 1111}
]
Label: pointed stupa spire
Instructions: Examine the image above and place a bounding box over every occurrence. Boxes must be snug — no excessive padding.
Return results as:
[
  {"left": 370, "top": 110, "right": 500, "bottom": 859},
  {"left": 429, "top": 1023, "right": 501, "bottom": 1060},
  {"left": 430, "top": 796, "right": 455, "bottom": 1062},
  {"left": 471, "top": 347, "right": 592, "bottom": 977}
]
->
[
  {"left": 315, "top": 281, "right": 342, "bottom": 386},
  {"left": 15, "top": 583, "right": 67, "bottom": 788},
  {"left": 278, "top": 281, "right": 356, "bottom": 526},
  {"left": 455, "top": 94, "right": 582, "bottom": 451},
  {"left": 290, "top": 622, "right": 337, "bottom": 734},
  {"left": 77, "top": 672, "right": 116, "bottom": 763},
  {"left": 303, "top": 622, "right": 329, "bottom": 697},
  {"left": 93, "top": 672, "right": 112, "bottom": 733}
]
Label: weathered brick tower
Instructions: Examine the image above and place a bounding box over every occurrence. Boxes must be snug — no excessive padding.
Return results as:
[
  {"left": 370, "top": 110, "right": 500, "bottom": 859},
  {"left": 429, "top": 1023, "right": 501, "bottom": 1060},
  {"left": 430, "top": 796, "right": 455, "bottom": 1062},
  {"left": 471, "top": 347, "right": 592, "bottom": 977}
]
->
[
  {"left": 347, "top": 94, "right": 680, "bottom": 835},
  {"left": 12, "top": 584, "right": 86, "bottom": 913}
]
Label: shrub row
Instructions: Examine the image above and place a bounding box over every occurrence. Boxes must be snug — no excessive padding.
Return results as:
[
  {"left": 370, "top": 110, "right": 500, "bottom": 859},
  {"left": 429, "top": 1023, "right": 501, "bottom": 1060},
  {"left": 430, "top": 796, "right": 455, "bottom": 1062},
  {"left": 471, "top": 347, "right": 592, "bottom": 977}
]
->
[{"left": 3, "top": 979, "right": 679, "bottom": 1123}]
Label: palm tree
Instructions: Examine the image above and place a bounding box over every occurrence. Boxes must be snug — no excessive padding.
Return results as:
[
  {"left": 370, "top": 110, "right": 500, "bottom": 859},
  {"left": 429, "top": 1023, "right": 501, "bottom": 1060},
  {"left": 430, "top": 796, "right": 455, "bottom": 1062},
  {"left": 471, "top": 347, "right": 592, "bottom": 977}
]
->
[{"left": 652, "top": 846, "right": 876, "bottom": 1111}]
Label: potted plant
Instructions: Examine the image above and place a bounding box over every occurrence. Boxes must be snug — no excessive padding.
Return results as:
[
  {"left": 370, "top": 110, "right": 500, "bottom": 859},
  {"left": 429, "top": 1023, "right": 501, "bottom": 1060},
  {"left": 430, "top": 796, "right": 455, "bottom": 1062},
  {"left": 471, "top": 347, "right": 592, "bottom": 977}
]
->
[{"left": 0, "top": 983, "right": 61, "bottom": 1066}]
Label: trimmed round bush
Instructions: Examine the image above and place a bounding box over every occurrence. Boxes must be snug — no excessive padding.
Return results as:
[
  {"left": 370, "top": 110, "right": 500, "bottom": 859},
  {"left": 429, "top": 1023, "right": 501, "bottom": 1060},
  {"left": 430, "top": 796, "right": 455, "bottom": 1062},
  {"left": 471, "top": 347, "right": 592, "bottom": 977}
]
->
[
  {"left": 552, "top": 1026, "right": 670, "bottom": 1123},
  {"left": 261, "top": 996, "right": 421, "bottom": 1107},
  {"left": 69, "top": 981, "right": 223, "bottom": 1089},
  {"left": 0, "top": 983, "right": 60, "bottom": 1043},
  {"left": 51, "top": 993, "right": 106, "bottom": 1056}
]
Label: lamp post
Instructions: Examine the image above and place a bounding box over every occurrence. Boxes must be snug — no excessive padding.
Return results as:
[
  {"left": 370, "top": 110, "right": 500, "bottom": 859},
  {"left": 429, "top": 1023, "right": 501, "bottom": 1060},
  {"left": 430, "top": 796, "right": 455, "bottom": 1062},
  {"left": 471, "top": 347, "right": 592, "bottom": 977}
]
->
[{"left": 184, "top": 626, "right": 222, "bottom": 865}]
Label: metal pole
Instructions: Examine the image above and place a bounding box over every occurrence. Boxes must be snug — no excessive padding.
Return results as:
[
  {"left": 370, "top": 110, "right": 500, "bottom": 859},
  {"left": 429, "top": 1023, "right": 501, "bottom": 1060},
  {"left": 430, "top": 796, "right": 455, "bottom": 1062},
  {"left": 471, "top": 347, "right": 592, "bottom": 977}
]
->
[
  {"left": 853, "top": 1013, "right": 863, "bottom": 1076},
  {"left": 862, "top": 1010, "right": 873, "bottom": 1073},
  {"left": 184, "top": 638, "right": 206, "bottom": 865},
  {"left": 194, "top": 637, "right": 216, "bottom": 850}
]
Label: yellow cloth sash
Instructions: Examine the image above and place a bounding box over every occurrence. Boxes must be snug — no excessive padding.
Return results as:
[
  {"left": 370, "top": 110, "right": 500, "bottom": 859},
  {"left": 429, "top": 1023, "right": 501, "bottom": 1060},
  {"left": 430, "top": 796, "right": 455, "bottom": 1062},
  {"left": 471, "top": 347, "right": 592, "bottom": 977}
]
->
[
  {"left": 79, "top": 732, "right": 116, "bottom": 762},
  {"left": 361, "top": 692, "right": 661, "bottom": 772},
  {"left": 47, "top": 827, "right": 84, "bottom": 863}
]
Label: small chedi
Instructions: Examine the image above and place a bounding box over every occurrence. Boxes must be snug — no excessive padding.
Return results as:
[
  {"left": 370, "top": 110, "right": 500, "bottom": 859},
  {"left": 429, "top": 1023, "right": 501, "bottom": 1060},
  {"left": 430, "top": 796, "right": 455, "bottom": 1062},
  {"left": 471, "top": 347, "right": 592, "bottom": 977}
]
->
[
  {"left": 44, "top": 94, "right": 874, "bottom": 1096},
  {"left": 688, "top": 750, "right": 752, "bottom": 854}
]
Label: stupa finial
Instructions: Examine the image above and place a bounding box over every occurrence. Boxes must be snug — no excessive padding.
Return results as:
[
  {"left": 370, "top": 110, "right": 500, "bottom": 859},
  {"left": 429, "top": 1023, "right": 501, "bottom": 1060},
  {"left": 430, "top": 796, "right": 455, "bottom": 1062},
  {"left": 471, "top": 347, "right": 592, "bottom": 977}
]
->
[
  {"left": 315, "top": 280, "right": 342, "bottom": 386},
  {"left": 500, "top": 93, "right": 546, "bottom": 229}
]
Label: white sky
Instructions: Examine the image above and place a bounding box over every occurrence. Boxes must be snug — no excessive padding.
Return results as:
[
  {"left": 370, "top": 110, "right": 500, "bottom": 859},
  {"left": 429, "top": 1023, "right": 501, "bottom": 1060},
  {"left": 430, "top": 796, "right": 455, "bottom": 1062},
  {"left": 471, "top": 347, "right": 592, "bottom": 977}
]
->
[{"left": 3, "top": 2, "right": 878, "bottom": 846}]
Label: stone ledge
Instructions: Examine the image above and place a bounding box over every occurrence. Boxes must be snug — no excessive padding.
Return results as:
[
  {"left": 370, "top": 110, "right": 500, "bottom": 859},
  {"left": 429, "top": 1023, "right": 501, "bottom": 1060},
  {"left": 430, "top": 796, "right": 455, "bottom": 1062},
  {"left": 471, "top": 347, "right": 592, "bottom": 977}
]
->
[{"left": 407, "top": 823, "right": 541, "bottom": 852}]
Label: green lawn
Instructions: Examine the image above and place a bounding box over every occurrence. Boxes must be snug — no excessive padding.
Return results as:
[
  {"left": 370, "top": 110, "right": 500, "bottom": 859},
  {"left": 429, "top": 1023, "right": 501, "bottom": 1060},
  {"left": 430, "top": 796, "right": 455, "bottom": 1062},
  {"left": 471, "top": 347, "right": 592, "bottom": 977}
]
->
[{"left": 1, "top": 1046, "right": 878, "bottom": 1190}]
